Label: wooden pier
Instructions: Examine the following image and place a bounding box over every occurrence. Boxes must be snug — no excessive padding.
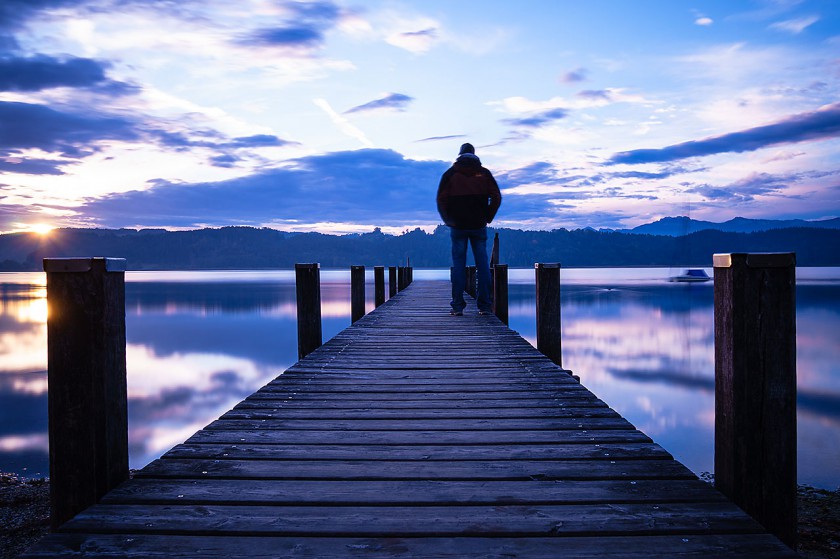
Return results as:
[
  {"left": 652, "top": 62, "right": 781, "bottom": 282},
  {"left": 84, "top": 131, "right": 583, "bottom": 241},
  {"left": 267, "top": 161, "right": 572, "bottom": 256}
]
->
[{"left": 25, "top": 280, "right": 796, "bottom": 557}]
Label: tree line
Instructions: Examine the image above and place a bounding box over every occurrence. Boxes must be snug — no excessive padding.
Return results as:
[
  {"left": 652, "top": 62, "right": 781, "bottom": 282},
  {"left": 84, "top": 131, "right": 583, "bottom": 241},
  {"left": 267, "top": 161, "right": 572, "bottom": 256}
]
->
[{"left": 2, "top": 225, "right": 839, "bottom": 271}]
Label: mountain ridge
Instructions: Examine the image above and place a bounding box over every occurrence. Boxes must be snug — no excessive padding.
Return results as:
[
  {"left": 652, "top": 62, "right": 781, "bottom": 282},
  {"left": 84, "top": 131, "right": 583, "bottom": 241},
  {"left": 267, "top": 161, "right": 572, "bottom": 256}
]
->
[{"left": 626, "top": 216, "right": 840, "bottom": 236}]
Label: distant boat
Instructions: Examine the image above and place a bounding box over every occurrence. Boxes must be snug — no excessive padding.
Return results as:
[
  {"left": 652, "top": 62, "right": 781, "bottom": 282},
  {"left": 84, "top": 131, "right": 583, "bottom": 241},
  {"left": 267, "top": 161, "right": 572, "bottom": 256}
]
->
[{"left": 668, "top": 268, "right": 712, "bottom": 283}]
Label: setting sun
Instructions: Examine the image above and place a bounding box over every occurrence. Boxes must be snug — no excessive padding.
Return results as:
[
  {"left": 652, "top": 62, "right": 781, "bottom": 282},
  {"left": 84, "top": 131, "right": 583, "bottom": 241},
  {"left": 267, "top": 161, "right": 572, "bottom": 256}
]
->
[{"left": 28, "top": 224, "right": 54, "bottom": 235}]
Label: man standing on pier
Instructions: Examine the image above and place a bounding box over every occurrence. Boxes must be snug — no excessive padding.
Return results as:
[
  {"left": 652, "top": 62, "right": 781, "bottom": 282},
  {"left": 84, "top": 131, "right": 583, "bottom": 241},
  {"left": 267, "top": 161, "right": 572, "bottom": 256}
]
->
[{"left": 436, "top": 142, "right": 502, "bottom": 316}]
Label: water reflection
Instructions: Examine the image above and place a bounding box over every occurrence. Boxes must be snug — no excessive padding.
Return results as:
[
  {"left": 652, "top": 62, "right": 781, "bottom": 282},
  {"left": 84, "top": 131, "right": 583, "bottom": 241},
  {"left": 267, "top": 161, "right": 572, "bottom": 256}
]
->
[{"left": 1, "top": 269, "right": 838, "bottom": 489}]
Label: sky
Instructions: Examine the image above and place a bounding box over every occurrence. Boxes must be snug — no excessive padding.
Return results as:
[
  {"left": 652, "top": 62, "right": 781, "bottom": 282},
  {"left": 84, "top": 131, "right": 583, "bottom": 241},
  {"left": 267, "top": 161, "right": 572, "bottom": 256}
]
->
[{"left": 1, "top": 0, "right": 839, "bottom": 234}]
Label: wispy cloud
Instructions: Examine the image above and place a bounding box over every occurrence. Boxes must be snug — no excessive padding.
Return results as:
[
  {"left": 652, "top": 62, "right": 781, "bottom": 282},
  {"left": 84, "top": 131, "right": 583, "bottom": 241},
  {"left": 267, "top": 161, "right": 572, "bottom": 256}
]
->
[
  {"left": 561, "top": 67, "right": 587, "bottom": 83},
  {"left": 415, "top": 134, "right": 466, "bottom": 143},
  {"left": 502, "top": 107, "right": 568, "bottom": 128},
  {"left": 384, "top": 19, "right": 440, "bottom": 53},
  {"left": 345, "top": 93, "right": 414, "bottom": 114},
  {"left": 769, "top": 15, "right": 820, "bottom": 33},
  {"left": 313, "top": 98, "right": 373, "bottom": 147},
  {"left": 608, "top": 102, "right": 840, "bottom": 164}
]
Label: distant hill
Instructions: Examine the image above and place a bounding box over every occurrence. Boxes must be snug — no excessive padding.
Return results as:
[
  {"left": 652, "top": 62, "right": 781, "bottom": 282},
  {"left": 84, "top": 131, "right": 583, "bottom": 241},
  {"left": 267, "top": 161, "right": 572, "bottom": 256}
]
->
[
  {"left": 629, "top": 216, "right": 840, "bottom": 236},
  {"left": 2, "top": 223, "right": 840, "bottom": 270}
]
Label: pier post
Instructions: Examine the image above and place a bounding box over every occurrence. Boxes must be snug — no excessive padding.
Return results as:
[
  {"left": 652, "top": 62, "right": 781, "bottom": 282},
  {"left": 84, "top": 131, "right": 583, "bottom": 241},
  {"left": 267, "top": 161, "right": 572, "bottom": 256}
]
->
[
  {"left": 535, "top": 263, "right": 562, "bottom": 366},
  {"left": 295, "top": 263, "right": 322, "bottom": 359},
  {"left": 713, "top": 252, "right": 797, "bottom": 549},
  {"left": 374, "top": 266, "right": 385, "bottom": 307},
  {"left": 466, "top": 266, "right": 476, "bottom": 298},
  {"left": 44, "top": 257, "right": 129, "bottom": 530},
  {"left": 493, "top": 264, "right": 509, "bottom": 325},
  {"left": 388, "top": 266, "right": 397, "bottom": 297},
  {"left": 351, "top": 265, "right": 365, "bottom": 323}
]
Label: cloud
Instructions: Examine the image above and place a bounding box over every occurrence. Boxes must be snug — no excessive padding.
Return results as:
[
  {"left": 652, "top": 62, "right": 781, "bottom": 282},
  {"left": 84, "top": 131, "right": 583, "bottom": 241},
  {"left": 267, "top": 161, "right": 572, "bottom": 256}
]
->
[
  {"left": 695, "top": 17, "right": 714, "bottom": 26},
  {"left": 0, "top": 101, "right": 138, "bottom": 155},
  {"left": 685, "top": 172, "right": 802, "bottom": 203},
  {"left": 377, "top": 11, "right": 442, "bottom": 54},
  {"left": 345, "top": 93, "right": 413, "bottom": 114},
  {"left": 313, "top": 98, "right": 373, "bottom": 147},
  {"left": 0, "top": 55, "right": 133, "bottom": 93},
  {"left": 608, "top": 102, "right": 840, "bottom": 164},
  {"left": 415, "top": 134, "right": 466, "bottom": 143},
  {"left": 561, "top": 68, "right": 587, "bottom": 83},
  {"left": 386, "top": 26, "right": 439, "bottom": 53},
  {"left": 238, "top": 0, "right": 344, "bottom": 52},
  {"left": 502, "top": 107, "right": 568, "bottom": 128},
  {"left": 0, "top": 156, "right": 71, "bottom": 175},
  {"left": 577, "top": 90, "right": 612, "bottom": 102},
  {"left": 243, "top": 26, "right": 324, "bottom": 48},
  {"left": 81, "top": 149, "right": 449, "bottom": 228},
  {"left": 769, "top": 15, "right": 819, "bottom": 33},
  {"left": 0, "top": 101, "right": 294, "bottom": 172},
  {"left": 0, "top": 0, "right": 78, "bottom": 32}
]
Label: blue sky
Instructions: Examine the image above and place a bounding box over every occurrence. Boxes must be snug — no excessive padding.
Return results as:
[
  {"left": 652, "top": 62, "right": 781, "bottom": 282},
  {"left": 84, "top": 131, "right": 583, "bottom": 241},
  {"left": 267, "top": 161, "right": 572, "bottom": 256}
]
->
[{"left": 1, "top": 0, "right": 839, "bottom": 233}]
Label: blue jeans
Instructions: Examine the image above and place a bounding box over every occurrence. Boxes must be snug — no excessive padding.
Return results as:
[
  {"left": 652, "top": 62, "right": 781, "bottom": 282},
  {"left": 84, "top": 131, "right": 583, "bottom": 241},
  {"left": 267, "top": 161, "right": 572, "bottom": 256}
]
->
[{"left": 450, "top": 227, "right": 492, "bottom": 312}]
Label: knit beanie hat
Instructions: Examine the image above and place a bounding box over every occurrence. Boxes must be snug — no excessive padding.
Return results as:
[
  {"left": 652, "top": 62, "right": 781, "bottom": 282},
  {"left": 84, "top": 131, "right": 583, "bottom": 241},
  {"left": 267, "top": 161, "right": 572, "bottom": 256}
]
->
[{"left": 459, "top": 142, "right": 475, "bottom": 155}]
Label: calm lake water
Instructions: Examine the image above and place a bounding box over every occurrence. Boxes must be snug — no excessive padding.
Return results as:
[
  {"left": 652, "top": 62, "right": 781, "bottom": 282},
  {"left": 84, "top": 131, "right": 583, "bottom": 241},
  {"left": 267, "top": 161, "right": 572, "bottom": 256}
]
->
[{"left": 1, "top": 267, "right": 838, "bottom": 489}]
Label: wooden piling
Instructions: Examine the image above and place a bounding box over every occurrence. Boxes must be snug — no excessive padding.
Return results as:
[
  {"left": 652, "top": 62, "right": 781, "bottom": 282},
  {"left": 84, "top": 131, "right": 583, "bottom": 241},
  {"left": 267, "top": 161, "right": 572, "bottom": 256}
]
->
[
  {"left": 44, "top": 257, "right": 129, "bottom": 529},
  {"left": 466, "top": 266, "right": 476, "bottom": 297},
  {"left": 351, "top": 265, "right": 365, "bottom": 323},
  {"left": 493, "top": 263, "right": 509, "bottom": 325},
  {"left": 374, "top": 266, "right": 385, "bottom": 307},
  {"left": 295, "top": 263, "right": 322, "bottom": 359},
  {"left": 388, "top": 266, "right": 397, "bottom": 297},
  {"left": 535, "top": 263, "right": 562, "bottom": 367},
  {"left": 713, "top": 252, "right": 797, "bottom": 549}
]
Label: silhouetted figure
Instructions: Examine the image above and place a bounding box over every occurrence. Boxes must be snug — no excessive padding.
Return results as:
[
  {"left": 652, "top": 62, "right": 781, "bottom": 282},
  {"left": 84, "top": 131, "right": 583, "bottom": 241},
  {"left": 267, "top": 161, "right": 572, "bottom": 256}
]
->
[{"left": 436, "top": 142, "right": 502, "bottom": 315}]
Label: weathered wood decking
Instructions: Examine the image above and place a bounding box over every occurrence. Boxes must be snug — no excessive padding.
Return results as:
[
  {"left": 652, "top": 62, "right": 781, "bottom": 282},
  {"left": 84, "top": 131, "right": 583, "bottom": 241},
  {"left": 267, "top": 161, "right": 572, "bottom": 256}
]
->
[{"left": 25, "top": 281, "right": 796, "bottom": 557}]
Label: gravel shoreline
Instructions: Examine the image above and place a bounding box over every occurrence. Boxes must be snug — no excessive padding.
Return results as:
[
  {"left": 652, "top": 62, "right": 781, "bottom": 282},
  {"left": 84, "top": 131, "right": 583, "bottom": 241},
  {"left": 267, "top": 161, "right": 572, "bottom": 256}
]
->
[{"left": 2, "top": 472, "right": 838, "bottom": 558}]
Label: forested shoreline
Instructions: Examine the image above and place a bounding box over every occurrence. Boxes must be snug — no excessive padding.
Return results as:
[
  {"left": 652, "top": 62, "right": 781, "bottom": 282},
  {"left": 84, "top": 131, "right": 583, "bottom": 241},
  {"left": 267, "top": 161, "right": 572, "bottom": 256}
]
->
[{"left": 2, "top": 225, "right": 839, "bottom": 271}]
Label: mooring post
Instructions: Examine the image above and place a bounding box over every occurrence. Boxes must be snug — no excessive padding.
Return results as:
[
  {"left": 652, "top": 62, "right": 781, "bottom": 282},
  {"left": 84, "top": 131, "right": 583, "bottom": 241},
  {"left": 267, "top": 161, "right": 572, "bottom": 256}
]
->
[
  {"left": 398, "top": 266, "right": 409, "bottom": 291},
  {"left": 44, "top": 257, "right": 129, "bottom": 530},
  {"left": 295, "top": 263, "right": 322, "bottom": 359},
  {"left": 490, "top": 232, "right": 499, "bottom": 293},
  {"left": 351, "top": 265, "right": 365, "bottom": 323},
  {"left": 493, "top": 263, "right": 509, "bottom": 325},
  {"left": 713, "top": 252, "right": 797, "bottom": 549},
  {"left": 388, "top": 266, "right": 397, "bottom": 297},
  {"left": 535, "top": 263, "right": 562, "bottom": 366},
  {"left": 466, "top": 266, "right": 476, "bottom": 297},
  {"left": 374, "top": 266, "right": 385, "bottom": 307}
]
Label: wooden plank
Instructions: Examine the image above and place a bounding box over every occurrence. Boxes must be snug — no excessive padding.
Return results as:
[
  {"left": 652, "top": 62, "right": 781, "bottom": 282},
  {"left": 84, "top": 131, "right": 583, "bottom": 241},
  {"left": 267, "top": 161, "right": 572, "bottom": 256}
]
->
[
  {"left": 221, "top": 407, "right": 619, "bottom": 420},
  {"left": 185, "top": 429, "right": 651, "bottom": 445},
  {"left": 243, "top": 391, "right": 592, "bottom": 401},
  {"left": 101, "top": 479, "right": 724, "bottom": 505},
  {"left": 161, "top": 442, "right": 675, "bottom": 461},
  {"left": 236, "top": 397, "right": 608, "bottom": 409},
  {"left": 136, "top": 458, "right": 696, "bottom": 480},
  {"left": 22, "top": 533, "right": 798, "bottom": 558},
  {"left": 58, "top": 502, "right": 764, "bottom": 537},
  {"left": 203, "top": 417, "right": 635, "bottom": 431}
]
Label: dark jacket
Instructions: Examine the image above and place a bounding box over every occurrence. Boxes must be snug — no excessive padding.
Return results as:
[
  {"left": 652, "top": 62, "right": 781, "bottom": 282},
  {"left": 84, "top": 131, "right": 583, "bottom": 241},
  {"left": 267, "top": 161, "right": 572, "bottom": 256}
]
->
[{"left": 436, "top": 154, "right": 502, "bottom": 229}]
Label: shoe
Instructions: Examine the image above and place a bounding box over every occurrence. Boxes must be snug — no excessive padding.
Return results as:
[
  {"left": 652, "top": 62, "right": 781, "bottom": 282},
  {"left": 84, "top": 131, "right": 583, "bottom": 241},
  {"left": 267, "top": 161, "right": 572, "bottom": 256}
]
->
[
  {"left": 478, "top": 310, "right": 492, "bottom": 315},
  {"left": 450, "top": 309, "right": 464, "bottom": 316}
]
